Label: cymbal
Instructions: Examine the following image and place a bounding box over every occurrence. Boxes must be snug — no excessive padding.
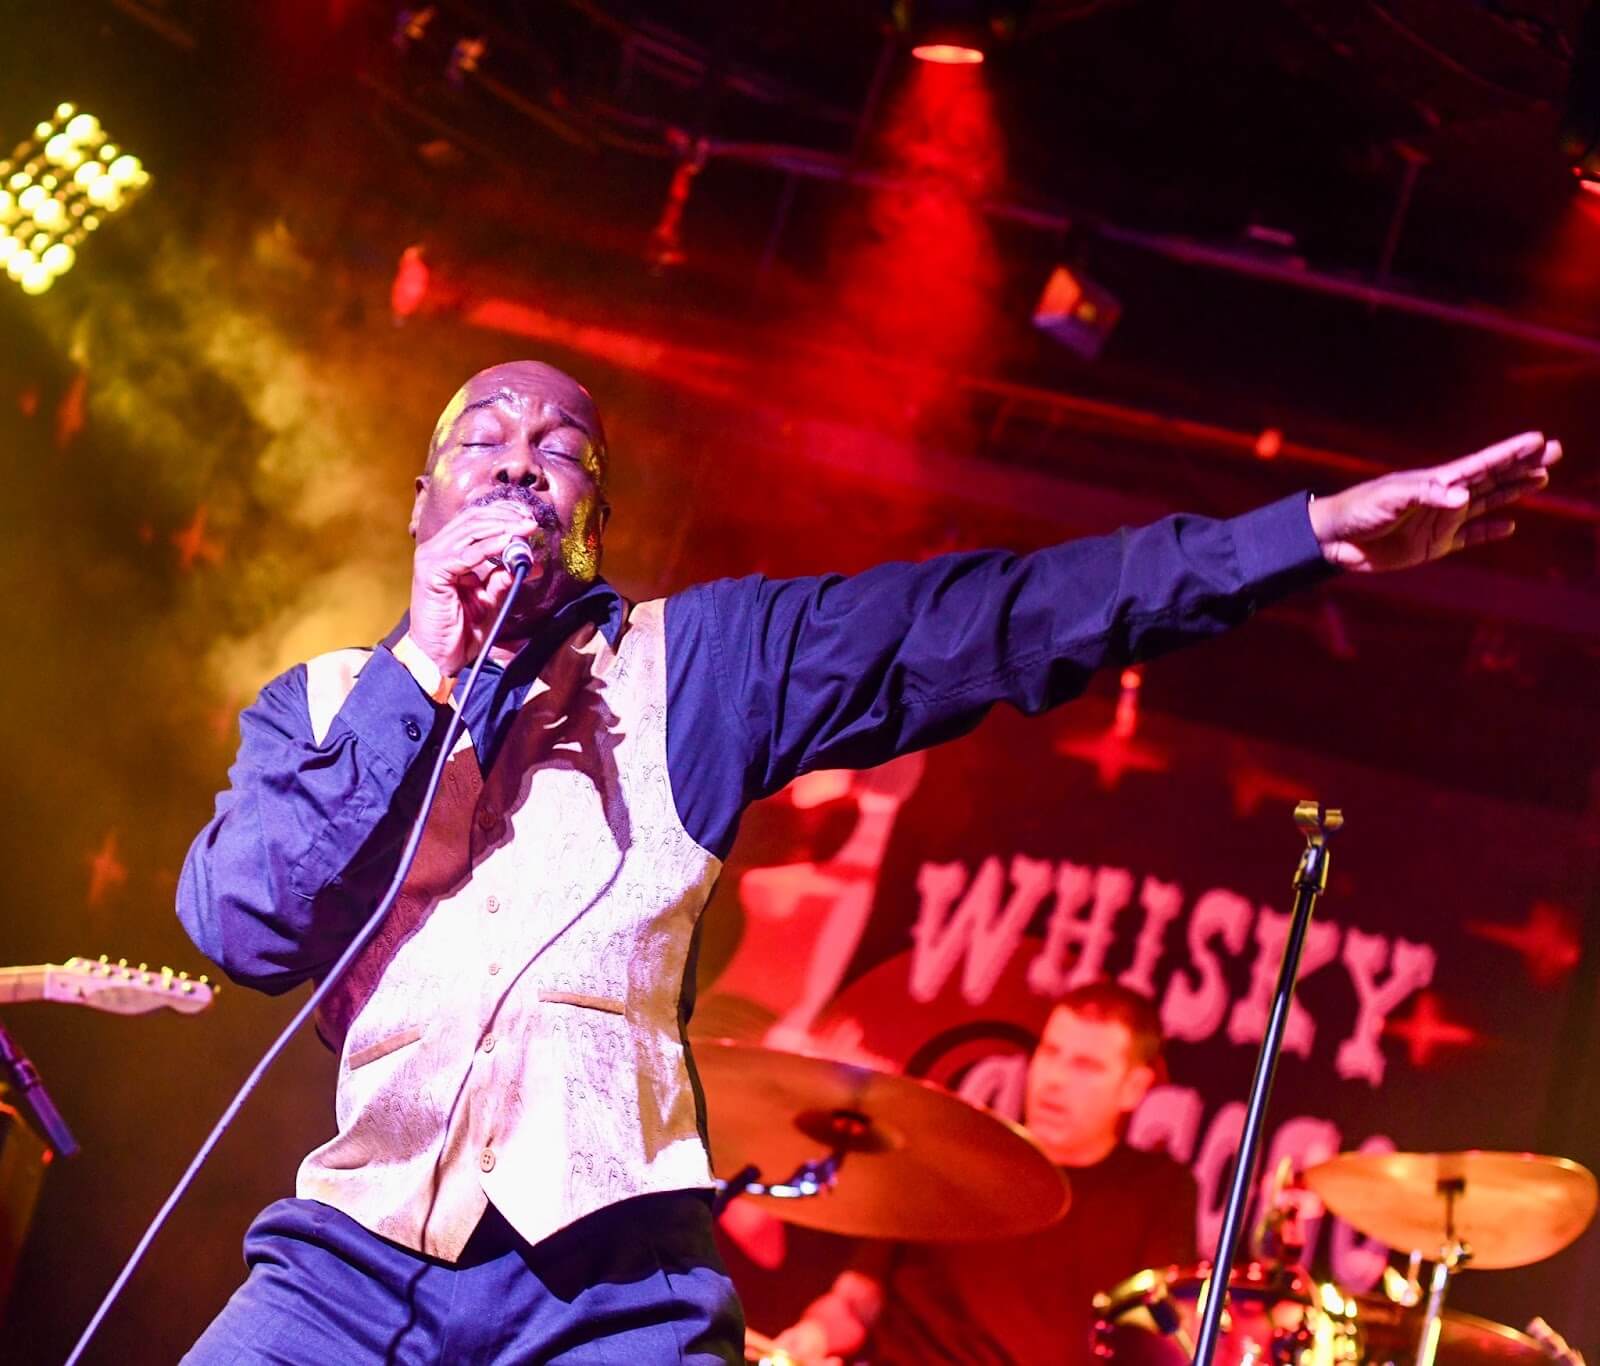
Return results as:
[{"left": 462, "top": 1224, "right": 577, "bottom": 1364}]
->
[
  {"left": 1303, "top": 1150, "right": 1597, "bottom": 1270},
  {"left": 1356, "top": 1297, "right": 1547, "bottom": 1366},
  {"left": 693, "top": 1038, "right": 1070, "bottom": 1241}
]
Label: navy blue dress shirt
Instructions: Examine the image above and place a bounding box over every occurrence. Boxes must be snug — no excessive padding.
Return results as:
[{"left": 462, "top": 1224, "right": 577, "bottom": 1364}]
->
[{"left": 178, "top": 495, "right": 1332, "bottom": 995}]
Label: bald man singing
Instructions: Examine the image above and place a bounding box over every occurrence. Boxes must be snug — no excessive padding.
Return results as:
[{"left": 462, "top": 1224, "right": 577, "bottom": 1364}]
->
[{"left": 178, "top": 361, "right": 1559, "bottom": 1363}]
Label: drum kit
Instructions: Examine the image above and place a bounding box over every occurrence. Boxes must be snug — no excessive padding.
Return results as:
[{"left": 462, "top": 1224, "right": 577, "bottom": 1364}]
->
[
  {"left": 1096, "top": 1148, "right": 1595, "bottom": 1366},
  {"left": 695, "top": 1040, "right": 1597, "bottom": 1366}
]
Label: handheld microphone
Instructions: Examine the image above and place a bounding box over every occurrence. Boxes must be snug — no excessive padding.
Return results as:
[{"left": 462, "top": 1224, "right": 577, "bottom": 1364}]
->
[{"left": 500, "top": 536, "right": 537, "bottom": 574}]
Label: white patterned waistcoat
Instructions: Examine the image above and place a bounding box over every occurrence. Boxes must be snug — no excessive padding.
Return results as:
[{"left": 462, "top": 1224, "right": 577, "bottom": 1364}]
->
[{"left": 294, "top": 600, "right": 723, "bottom": 1262}]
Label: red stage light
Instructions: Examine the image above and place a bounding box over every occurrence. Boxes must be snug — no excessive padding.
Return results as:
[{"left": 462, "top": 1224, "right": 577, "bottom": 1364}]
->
[{"left": 912, "top": 43, "right": 985, "bottom": 65}]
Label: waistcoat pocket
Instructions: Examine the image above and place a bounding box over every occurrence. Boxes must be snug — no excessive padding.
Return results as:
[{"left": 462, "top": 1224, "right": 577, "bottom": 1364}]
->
[
  {"left": 538, "top": 990, "right": 626, "bottom": 1016},
  {"left": 346, "top": 1025, "right": 425, "bottom": 1070}
]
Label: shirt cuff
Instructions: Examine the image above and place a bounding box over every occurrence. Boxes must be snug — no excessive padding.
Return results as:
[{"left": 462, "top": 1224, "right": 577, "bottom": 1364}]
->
[
  {"left": 338, "top": 646, "right": 445, "bottom": 775},
  {"left": 391, "top": 632, "right": 456, "bottom": 704},
  {"left": 1227, "top": 492, "right": 1339, "bottom": 604}
]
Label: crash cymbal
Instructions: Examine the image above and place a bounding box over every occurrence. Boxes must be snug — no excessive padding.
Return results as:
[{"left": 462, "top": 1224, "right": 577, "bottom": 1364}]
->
[
  {"left": 1303, "top": 1151, "right": 1596, "bottom": 1270},
  {"left": 1356, "top": 1297, "right": 1547, "bottom": 1366},
  {"left": 694, "top": 1038, "right": 1070, "bottom": 1241}
]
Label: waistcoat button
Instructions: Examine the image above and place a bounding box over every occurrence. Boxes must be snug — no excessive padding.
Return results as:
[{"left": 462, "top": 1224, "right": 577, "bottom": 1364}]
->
[
  {"left": 479, "top": 1148, "right": 495, "bottom": 1173},
  {"left": 481, "top": 1035, "right": 495, "bottom": 1054},
  {"left": 403, "top": 718, "right": 422, "bottom": 742},
  {"left": 477, "top": 808, "right": 495, "bottom": 832},
  {"left": 485, "top": 895, "right": 501, "bottom": 914},
  {"left": 488, "top": 962, "right": 501, "bottom": 976}
]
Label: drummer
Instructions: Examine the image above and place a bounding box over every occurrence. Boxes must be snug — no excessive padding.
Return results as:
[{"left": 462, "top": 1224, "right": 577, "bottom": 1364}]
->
[{"left": 774, "top": 981, "right": 1196, "bottom": 1365}]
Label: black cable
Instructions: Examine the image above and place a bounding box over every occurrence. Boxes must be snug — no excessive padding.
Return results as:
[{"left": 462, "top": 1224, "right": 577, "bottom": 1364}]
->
[{"left": 65, "top": 565, "right": 530, "bottom": 1366}]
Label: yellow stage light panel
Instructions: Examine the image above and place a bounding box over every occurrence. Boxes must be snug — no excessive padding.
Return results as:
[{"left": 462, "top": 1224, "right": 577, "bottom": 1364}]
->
[{"left": 2, "top": 102, "right": 148, "bottom": 296}]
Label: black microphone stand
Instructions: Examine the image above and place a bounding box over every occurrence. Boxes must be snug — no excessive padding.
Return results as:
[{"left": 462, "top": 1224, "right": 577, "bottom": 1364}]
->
[
  {"left": 0, "top": 1015, "right": 78, "bottom": 1159},
  {"left": 1191, "top": 801, "right": 1342, "bottom": 1366}
]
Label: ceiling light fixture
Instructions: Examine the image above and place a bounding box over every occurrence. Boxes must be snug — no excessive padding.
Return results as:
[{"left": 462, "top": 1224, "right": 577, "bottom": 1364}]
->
[{"left": 889, "top": 1, "right": 1030, "bottom": 67}]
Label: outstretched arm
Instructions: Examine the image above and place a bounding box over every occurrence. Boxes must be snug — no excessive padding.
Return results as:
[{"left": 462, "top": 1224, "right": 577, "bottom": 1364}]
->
[{"left": 664, "top": 432, "right": 1561, "bottom": 861}]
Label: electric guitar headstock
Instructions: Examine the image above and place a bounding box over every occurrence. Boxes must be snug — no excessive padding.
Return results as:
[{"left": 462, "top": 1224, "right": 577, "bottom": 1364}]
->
[{"left": 0, "top": 957, "right": 216, "bottom": 1015}]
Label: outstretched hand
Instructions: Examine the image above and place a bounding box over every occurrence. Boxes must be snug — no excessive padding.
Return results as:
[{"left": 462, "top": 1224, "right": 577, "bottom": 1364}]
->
[{"left": 1308, "top": 431, "right": 1561, "bottom": 573}]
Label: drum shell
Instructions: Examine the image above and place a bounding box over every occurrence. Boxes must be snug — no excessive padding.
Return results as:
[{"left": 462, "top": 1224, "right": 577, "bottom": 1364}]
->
[{"left": 1092, "top": 1263, "right": 1363, "bottom": 1366}]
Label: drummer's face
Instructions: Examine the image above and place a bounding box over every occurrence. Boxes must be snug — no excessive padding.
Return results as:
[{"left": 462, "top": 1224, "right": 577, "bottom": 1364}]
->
[{"left": 1024, "top": 1007, "right": 1154, "bottom": 1164}]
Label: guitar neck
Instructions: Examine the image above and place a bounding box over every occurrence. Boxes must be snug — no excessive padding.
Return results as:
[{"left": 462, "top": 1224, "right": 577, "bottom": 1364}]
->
[{"left": 0, "top": 968, "right": 48, "bottom": 1006}]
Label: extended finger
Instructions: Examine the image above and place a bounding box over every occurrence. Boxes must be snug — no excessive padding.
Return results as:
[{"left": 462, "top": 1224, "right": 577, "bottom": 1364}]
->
[
  {"left": 1450, "top": 518, "right": 1515, "bottom": 552},
  {"left": 457, "top": 508, "right": 543, "bottom": 548},
  {"left": 1432, "top": 431, "right": 1547, "bottom": 487},
  {"left": 422, "top": 516, "right": 542, "bottom": 575},
  {"left": 1466, "top": 471, "right": 1548, "bottom": 515},
  {"left": 1463, "top": 459, "right": 1558, "bottom": 500}
]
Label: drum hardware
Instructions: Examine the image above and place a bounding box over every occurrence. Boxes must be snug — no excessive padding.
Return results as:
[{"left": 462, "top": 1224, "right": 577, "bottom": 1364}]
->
[
  {"left": 1525, "top": 1317, "right": 1585, "bottom": 1366},
  {"left": 714, "top": 1144, "right": 846, "bottom": 1213},
  {"left": 1355, "top": 1294, "right": 1567, "bottom": 1366},
  {"left": 1195, "top": 801, "right": 1343, "bottom": 1366},
  {"left": 1092, "top": 1260, "right": 1361, "bottom": 1366},
  {"left": 1414, "top": 1180, "right": 1469, "bottom": 1366},
  {"left": 713, "top": 1107, "right": 876, "bottom": 1213},
  {"left": 1305, "top": 1150, "right": 1597, "bottom": 1366},
  {"left": 1380, "top": 1254, "right": 1424, "bottom": 1310},
  {"left": 1253, "top": 1157, "right": 1308, "bottom": 1267}
]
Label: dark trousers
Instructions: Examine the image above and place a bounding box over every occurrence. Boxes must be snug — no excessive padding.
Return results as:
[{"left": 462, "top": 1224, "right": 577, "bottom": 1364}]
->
[{"left": 183, "top": 1190, "right": 744, "bottom": 1364}]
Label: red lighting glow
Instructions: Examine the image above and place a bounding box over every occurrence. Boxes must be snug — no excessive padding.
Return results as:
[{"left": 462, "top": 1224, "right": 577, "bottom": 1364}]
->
[
  {"left": 811, "top": 45, "right": 1005, "bottom": 431},
  {"left": 912, "top": 43, "right": 985, "bottom": 65}
]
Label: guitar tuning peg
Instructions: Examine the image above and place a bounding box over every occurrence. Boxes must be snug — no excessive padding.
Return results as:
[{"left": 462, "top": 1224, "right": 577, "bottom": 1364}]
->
[
  {"left": 198, "top": 975, "right": 210, "bottom": 986},
  {"left": 99, "top": 954, "right": 109, "bottom": 964},
  {"left": 179, "top": 981, "right": 194, "bottom": 994},
  {"left": 137, "top": 962, "right": 148, "bottom": 973},
  {"left": 117, "top": 957, "right": 127, "bottom": 968},
  {"left": 177, "top": 971, "right": 189, "bottom": 980}
]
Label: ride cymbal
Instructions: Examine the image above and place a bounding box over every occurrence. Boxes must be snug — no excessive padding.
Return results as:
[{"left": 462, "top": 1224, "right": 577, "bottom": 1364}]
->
[{"left": 1304, "top": 1150, "right": 1596, "bottom": 1270}]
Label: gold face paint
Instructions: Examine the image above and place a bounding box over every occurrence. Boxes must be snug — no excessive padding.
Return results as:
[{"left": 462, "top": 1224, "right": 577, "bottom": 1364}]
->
[{"left": 559, "top": 491, "right": 603, "bottom": 583}]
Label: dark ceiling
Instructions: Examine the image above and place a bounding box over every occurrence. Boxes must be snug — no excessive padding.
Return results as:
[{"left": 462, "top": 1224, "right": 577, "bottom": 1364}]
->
[{"left": 433, "top": 0, "right": 1591, "bottom": 295}]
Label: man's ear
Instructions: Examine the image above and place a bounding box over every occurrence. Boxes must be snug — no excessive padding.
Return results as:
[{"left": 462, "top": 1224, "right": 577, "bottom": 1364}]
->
[
  {"left": 409, "top": 474, "right": 429, "bottom": 539},
  {"left": 598, "top": 501, "right": 612, "bottom": 537},
  {"left": 1117, "top": 1063, "right": 1156, "bottom": 1116}
]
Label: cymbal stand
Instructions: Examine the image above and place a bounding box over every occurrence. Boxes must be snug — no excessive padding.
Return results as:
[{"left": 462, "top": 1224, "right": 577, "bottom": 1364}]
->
[
  {"left": 712, "top": 1152, "right": 842, "bottom": 1215},
  {"left": 1193, "top": 801, "right": 1342, "bottom": 1366},
  {"left": 711, "top": 1106, "right": 871, "bottom": 1216},
  {"left": 1416, "top": 1180, "right": 1471, "bottom": 1366}
]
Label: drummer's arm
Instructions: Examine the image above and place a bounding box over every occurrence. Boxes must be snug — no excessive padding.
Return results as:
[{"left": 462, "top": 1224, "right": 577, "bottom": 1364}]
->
[{"left": 776, "top": 1269, "right": 885, "bottom": 1363}]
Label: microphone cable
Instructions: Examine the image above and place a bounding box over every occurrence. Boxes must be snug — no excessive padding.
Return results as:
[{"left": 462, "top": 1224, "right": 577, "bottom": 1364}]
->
[{"left": 66, "top": 558, "right": 531, "bottom": 1366}]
